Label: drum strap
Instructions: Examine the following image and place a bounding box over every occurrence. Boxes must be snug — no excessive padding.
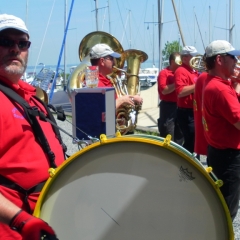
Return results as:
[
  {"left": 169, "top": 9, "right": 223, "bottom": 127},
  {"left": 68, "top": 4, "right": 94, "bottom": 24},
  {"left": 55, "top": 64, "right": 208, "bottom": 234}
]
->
[
  {"left": 0, "top": 175, "right": 45, "bottom": 214},
  {"left": 0, "top": 82, "right": 67, "bottom": 168}
]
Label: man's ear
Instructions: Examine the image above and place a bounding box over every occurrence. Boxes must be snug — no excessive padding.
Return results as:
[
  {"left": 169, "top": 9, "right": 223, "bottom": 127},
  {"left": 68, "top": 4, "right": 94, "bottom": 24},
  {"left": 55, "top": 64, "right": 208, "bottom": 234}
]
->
[
  {"left": 215, "top": 55, "right": 223, "bottom": 65},
  {"left": 99, "top": 57, "right": 105, "bottom": 66}
]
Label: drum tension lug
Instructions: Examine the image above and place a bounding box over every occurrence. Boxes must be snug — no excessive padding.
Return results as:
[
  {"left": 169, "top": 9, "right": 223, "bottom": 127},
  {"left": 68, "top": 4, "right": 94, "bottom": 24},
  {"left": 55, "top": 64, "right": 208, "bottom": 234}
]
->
[
  {"left": 215, "top": 180, "right": 224, "bottom": 188},
  {"left": 100, "top": 134, "right": 108, "bottom": 143},
  {"left": 163, "top": 134, "right": 172, "bottom": 146},
  {"left": 48, "top": 168, "right": 56, "bottom": 178},
  {"left": 115, "top": 131, "right": 122, "bottom": 137}
]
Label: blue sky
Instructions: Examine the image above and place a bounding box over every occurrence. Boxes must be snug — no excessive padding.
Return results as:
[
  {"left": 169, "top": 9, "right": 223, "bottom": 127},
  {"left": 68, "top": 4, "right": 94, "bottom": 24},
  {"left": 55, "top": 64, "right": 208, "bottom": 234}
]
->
[{"left": 0, "top": 0, "right": 238, "bottom": 71}]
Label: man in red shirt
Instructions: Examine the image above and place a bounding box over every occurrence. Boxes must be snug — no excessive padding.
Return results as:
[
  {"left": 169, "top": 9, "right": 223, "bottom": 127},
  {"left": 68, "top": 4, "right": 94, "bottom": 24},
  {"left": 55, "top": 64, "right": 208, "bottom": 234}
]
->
[
  {"left": 174, "top": 46, "right": 199, "bottom": 154},
  {"left": 157, "top": 52, "right": 183, "bottom": 144},
  {"left": 89, "top": 43, "right": 143, "bottom": 134},
  {"left": 90, "top": 43, "right": 143, "bottom": 108},
  {"left": 202, "top": 40, "right": 240, "bottom": 220},
  {"left": 193, "top": 71, "right": 208, "bottom": 156},
  {"left": 0, "top": 14, "right": 63, "bottom": 239}
]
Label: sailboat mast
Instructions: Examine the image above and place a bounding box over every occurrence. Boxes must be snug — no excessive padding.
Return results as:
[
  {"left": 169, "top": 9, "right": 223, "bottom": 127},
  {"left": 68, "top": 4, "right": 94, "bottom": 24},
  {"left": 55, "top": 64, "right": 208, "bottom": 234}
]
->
[
  {"left": 158, "top": 0, "right": 163, "bottom": 70},
  {"left": 152, "top": 5, "right": 155, "bottom": 67},
  {"left": 94, "top": 0, "right": 99, "bottom": 31},
  {"left": 49, "top": 0, "right": 75, "bottom": 102},
  {"left": 64, "top": 0, "right": 67, "bottom": 89},
  {"left": 209, "top": 6, "right": 211, "bottom": 43},
  {"left": 171, "top": 0, "right": 186, "bottom": 46},
  {"left": 229, "top": 0, "right": 233, "bottom": 44},
  {"left": 108, "top": 0, "right": 111, "bottom": 33}
]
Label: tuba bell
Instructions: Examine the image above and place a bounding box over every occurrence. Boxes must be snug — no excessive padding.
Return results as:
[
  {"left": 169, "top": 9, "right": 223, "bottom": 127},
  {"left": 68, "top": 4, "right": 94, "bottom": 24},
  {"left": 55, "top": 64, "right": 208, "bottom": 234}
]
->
[
  {"left": 189, "top": 55, "right": 207, "bottom": 72},
  {"left": 66, "top": 31, "right": 125, "bottom": 101}
]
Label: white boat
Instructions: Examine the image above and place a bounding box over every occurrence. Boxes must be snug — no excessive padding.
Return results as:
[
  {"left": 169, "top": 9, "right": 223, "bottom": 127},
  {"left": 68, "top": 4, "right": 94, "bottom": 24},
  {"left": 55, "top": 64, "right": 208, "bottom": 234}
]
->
[
  {"left": 138, "top": 67, "right": 159, "bottom": 89},
  {"left": 21, "top": 72, "right": 36, "bottom": 84}
]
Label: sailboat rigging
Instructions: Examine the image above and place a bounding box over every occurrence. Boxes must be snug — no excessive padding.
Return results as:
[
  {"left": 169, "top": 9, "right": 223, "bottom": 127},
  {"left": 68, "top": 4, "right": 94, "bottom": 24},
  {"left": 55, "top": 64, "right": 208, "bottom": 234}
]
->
[{"left": 49, "top": 0, "right": 75, "bottom": 103}]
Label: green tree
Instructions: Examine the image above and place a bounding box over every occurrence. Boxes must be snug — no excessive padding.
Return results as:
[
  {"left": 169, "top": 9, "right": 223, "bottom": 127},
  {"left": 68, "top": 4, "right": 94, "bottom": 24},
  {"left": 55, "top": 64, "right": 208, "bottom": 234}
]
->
[{"left": 162, "top": 40, "right": 182, "bottom": 62}]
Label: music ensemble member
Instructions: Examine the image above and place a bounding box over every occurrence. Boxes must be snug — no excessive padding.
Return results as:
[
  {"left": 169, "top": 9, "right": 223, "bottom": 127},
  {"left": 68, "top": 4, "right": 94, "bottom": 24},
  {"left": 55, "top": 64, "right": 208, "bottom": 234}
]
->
[
  {"left": 89, "top": 43, "right": 143, "bottom": 109},
  {"left": 202, "top": 40, "right": 240, "bottom": 221},
  {"left": 0, "top": 14, "right": 62, "bottom": 239},
  {"left": 193, "top": 69, "right": 209, "bottom": 156},
  {"left": 174, "top": 46, "right": 199, "bottom": 154},
  {"left": 157, "top": 52, "right": 183, "bottom": 145}
]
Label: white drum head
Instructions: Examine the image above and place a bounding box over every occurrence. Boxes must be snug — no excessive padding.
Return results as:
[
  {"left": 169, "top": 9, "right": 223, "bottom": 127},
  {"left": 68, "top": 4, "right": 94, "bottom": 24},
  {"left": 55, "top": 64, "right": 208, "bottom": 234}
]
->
[{"left": 34, "top": 138, "right": 233, "bottom": 240}]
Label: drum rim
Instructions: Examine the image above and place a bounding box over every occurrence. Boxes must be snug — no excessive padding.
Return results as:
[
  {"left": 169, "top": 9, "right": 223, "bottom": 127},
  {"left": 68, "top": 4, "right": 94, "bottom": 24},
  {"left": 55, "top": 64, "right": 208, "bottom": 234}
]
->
[{"left": 33, "top": 135, "right": 234, "bottom": 238}]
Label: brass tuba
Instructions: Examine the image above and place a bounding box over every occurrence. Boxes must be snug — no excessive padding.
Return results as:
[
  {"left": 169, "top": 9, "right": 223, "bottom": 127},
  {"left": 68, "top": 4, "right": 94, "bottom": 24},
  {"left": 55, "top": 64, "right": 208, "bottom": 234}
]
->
[
  {"left": 189, "top": 55, "right": 207, "bottom": 72},
  {"left": 66, "top": 31, "right": 125, "bottom": 101},
  {"left": 108, "top": 49, "right": 148, "bottom": 134},
  {"left": 67, "top": 31, "right": 148, "bottom": 134}
]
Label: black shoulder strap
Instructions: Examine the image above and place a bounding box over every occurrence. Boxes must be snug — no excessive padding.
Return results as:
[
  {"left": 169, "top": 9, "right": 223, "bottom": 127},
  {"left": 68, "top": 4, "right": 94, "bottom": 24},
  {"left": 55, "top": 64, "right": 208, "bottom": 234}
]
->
[
  {"left": 0, "top": 83, "right": 66, "bottom": 168},
  {"left": 33, "top": 95, "right": 67, "bottom": 154}
]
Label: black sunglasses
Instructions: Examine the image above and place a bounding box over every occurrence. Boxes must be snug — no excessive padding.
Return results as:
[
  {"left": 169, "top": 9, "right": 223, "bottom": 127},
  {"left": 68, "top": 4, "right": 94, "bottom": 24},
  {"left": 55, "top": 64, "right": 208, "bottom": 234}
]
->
[
  {"left": 0, "top": 37, "right": 31, "bottom": 50},
  {"left": 104, "top": 56, "right": 114, "bottom": 61},
  {"left": 221, "top": 53, "right": 236, "bottom": 60}
]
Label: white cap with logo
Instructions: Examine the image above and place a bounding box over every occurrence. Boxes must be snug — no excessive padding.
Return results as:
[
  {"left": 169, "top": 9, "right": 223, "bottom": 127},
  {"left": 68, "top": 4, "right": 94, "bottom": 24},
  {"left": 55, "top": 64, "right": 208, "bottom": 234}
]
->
[
  {"left": 205, "top": 40, "right": 240, "bottom": 57},
  {"left": 89, "top": 43, "right": 121, "bottom": 59},
  {"left": 180, "top": 46, "right": 198, "bottom": 56},
  {"left": 0, "top": 14, "right": 29, "bottom": 36}
]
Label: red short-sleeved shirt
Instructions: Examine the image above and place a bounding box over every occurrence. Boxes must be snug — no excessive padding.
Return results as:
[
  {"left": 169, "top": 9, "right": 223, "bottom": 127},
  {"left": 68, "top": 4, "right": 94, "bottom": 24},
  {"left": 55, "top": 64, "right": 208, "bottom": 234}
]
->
[
  {"left": 193, "top": 72, "right": 208, "bottom": 155},
  {"left": 174, "top": 63, "right": 199, "bottom": 108},
  {"left": 157, "top": 67, "right": 177, "bottom": 102},
  {"left": 98, "top": 73, "right": 113, "bottom": 87},
  {"left": 0, "top": 78, "right": 65, "bottom": 188},
  {"left": 202, "top": 75, "right": 240, "bottom": 149}
]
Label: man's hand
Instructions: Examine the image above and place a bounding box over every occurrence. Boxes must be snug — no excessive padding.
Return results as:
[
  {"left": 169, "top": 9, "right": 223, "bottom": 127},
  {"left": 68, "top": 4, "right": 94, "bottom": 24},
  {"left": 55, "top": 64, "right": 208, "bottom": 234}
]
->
[
  {"left": 9, "top": 210, "right": 58, "bottom": 240},
  {"left": 132, "top": 94, "right": 143, "bottom": 105}
]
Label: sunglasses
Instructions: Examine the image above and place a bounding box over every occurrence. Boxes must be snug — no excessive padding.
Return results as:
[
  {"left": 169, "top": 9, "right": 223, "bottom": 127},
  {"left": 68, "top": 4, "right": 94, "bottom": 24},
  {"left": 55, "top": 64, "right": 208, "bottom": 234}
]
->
[
  {"left": 0, "top": 37, "right": 31, "bottom": 50},
  {"left": 104, "top": 56, "right": 114, "bottom": 61},
  {"left": 221, "top": 54, "right": 236, "bottom": 60}
]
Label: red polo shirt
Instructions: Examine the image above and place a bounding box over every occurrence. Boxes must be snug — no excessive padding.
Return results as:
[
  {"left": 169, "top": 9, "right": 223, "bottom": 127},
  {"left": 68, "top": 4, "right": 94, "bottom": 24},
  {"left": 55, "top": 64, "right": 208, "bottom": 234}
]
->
[
  {"left": 98, "top": 73, "right": 113, "bottom": 87},
  {"left": 193, "top": 72, "right": 208, "bottom": 155},
  {"left": 0, "top": 78, "right": 64, "bottom": 187},
  {"left": 202, "top": 75, "right": 240, "bottom": 149},
  {"left": 157, "top": 67, "right": 177, "bottom": 102},
  {"left": 174, "top": 63, "right": 199, "bottom": 108}
]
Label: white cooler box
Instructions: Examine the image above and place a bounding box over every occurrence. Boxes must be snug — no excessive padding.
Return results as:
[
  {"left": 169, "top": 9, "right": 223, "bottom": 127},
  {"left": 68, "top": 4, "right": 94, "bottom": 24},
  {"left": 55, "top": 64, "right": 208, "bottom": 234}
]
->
[{"left": 71, "top": 87, "right": 116, "bottom": 141}]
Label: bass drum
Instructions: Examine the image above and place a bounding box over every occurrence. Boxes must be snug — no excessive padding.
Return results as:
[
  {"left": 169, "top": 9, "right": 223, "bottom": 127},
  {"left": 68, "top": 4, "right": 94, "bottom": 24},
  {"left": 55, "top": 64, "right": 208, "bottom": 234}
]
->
[{"left": 34, "top": 135, "right": 234, "bottom": 240}]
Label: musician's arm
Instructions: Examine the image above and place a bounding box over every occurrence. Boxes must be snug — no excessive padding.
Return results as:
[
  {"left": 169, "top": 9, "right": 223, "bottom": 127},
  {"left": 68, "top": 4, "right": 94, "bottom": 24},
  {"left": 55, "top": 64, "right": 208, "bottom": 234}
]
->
[
  {"left": 0, "top": 193, "right": 20, "bottom": 224},
  {"left": 162, "top": 83, "right": 175, "bottom": 95},
  {"left": 178, "top": 84, "right": 195, "bottom": 97}
]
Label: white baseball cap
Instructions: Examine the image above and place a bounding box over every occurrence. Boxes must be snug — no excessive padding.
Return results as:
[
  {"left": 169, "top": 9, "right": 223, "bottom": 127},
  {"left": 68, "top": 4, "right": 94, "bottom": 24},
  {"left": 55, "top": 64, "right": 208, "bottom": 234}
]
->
[
  {"left": 0, "top": 14, "right": 29, "bottom": 36},
  {"left": 180, "top": 46, "right": 199, "bottom": 56},
  {"left": 205, "top": 40, "right": 240, "bottom": 57},
  {"left": 89, "top": 43, "right": 121, "bottom": 59}
]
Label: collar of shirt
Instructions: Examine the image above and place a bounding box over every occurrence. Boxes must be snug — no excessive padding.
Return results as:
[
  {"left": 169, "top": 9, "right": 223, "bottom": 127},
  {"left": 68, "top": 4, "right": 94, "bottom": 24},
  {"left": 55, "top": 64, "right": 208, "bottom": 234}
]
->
[
  {"left": 181, "top": 63, "right": 198, "bottom": 74},
  {"left": 99, "top": 73, "right": 112, "bottom": 86},
  {"left": 0, "top": 77, "right": 36, "bottom": 101}
]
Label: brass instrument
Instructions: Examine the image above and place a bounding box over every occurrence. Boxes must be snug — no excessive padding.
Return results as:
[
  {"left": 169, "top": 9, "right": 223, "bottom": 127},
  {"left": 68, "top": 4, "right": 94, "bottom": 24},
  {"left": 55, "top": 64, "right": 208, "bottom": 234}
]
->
[
  {"left": 107, "top": 49, "right": 148, "bottom": 134},
  {"left": 124, "top": 49, "right": 148, "bottom": 95},
  {"left": 189, "top": 55, "right": 207, "bottom": 72},
  {"left": 67, "top": 31, "right": 148, "bottom": 135},
  {"left": 67, "top": 31, "right": 125, "bottom": 100},
  {"left": 231, "top": 58, "right": 240, "bottom": 81},
  {"left": 35, "top": 86, "right": 48, "bottom": 103},
  {"left": 175, "top": 55, "right": 182, "bottom": 65}
]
